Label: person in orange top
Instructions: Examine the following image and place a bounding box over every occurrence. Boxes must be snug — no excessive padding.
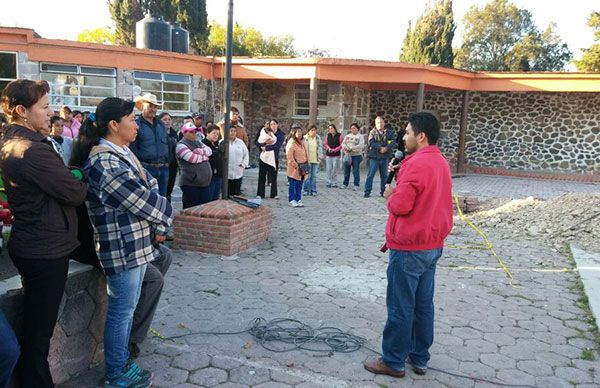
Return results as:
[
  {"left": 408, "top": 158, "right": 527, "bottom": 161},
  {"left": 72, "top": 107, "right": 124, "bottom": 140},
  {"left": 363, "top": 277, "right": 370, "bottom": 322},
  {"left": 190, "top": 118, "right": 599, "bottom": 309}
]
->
[{"left": 286, "top": 124, "right": 309, "bottom": 208}]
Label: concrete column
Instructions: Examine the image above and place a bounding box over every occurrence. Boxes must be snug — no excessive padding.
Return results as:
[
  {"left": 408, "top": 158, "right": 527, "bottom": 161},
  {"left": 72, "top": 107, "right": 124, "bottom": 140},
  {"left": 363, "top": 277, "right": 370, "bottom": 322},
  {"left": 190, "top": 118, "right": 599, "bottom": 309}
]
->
[
  {"left": 309, "top": 77, "right": 318, "bottom": 126},
  {"left": 416, "top": 82, "right": 425, "bottom": 112},
  {"left": 457, "top": 90, "right": 470, "bottom": 173}
]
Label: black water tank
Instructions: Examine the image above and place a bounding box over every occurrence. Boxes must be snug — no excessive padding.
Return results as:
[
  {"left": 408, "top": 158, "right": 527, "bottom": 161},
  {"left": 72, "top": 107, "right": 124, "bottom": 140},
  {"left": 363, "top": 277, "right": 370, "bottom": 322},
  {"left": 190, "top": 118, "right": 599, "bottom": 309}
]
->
[
  {"left": 136, "top": 14, "right": 172, "bottom": 52},
  {"left": 171, "top": 23, "right": 189, "bottom": 54}
]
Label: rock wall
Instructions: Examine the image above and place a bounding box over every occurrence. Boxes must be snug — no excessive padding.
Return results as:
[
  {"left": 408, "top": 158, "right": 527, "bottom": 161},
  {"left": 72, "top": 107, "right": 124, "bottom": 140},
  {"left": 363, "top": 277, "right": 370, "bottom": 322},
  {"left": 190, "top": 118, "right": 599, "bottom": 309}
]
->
[{"left": 369, "top": 90, "right": 600, "bottom": 175}]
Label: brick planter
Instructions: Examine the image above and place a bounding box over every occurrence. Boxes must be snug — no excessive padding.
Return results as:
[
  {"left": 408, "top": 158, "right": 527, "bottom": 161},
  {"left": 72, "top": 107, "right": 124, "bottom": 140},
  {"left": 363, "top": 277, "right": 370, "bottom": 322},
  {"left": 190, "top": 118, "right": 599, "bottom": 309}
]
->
[{"left": 173, "top": 200, "right": 272, "bottom": 256}]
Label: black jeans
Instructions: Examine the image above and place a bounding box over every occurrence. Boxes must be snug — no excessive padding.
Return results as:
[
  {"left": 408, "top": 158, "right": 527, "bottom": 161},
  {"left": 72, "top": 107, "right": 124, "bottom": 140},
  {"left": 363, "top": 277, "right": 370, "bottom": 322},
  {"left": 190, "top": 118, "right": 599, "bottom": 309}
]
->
[
  {"left": 166, "top": 160, "right": 178, "bottom": 202},
  {"left": 181, "top": 185, "right": 211, "bottom": 209},
  {"left": 257, "top": 160, "right": 278, "bottom": 198},
  {"left": 11, "top": 255, "right": 70, "bottom": 388}
]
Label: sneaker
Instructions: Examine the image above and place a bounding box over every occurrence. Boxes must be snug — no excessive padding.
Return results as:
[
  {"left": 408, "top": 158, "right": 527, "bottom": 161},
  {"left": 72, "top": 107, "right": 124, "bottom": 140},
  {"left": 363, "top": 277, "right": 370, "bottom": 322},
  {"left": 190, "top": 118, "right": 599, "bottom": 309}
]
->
[
  {"left": 296, "top": 200, "right": 305, "bottom": 207},
  {"left": 104, "top": 361, "right": 152, "bottom": 388},
  {"left": 289, "top": 200, "right": 298, "bottom": 207},
  {"left": 303, "top": 191, "right": 310, "bottom": 196},
  {"left": 364, "top": 192, "right": 370, "bottom": 198},
  {"left": 343, "top": 185, "right": 348, "bottom": 189},
  {"left": 353, "top": 186, "right": 358, "bottom": 191},
  {"left": 311, "top": 192, "right": 317, "bottom": 196},
  {"left": 270, "top": 195, "right": 280, "bottom": 199}
]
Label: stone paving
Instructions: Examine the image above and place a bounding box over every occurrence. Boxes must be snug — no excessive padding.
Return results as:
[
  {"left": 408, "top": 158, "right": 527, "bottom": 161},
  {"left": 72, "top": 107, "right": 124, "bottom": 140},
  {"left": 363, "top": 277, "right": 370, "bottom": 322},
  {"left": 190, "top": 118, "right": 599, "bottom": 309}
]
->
[{"left": 64, "top": 171, "right": 599, "bottom": 388}]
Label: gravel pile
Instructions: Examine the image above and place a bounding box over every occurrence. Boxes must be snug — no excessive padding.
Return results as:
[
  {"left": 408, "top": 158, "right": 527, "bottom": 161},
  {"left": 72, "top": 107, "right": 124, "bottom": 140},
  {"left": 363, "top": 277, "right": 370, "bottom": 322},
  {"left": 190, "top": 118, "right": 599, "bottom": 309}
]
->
[{"left": 467, "top": 193, "right": 600, "bottom": 253}]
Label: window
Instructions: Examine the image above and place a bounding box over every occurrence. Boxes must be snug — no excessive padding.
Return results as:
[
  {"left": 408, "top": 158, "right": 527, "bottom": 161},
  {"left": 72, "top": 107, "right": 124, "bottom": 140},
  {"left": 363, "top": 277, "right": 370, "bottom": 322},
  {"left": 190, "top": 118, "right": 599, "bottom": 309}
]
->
[
  {"left": 134, "top": 71, "right": 191, "bottom": 112},
  {"left": 0, "top": 52, "right": 18, "bottom": 92},
  {"left": 40, "top": 63, "right": 116, "bottom": 109},
  {"left": 293, "top": 83, "right": 328, "bottom": 117}
]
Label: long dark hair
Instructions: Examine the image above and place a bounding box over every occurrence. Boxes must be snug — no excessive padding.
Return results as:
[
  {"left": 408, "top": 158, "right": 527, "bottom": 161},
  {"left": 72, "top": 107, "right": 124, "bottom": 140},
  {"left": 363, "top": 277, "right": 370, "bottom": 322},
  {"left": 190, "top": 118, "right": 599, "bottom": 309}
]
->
[{"left": 70, "top": 97, "right": 135, "bottom": 167}]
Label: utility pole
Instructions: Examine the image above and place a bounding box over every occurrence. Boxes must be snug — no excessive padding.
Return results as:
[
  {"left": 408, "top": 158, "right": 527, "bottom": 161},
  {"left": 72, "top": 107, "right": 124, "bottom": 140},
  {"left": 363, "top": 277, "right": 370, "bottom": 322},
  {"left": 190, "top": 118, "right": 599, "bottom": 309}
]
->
[{"left": 221, "top": 0, "right": 234, "bottom": 198}]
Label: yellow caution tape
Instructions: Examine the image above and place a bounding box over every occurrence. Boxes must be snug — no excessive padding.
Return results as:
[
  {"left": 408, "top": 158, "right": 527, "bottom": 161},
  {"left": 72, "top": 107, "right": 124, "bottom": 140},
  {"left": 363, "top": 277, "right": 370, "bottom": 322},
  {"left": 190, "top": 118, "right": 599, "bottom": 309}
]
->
[{"left": 451, "top": 194, "right": 521, "bottom": 288}]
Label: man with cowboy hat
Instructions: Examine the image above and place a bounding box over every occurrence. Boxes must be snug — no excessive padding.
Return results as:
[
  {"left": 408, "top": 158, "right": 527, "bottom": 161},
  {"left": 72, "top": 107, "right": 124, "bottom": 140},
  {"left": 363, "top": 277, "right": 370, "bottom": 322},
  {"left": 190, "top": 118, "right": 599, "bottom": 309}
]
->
[{"left": 130, "top": 92, "right": 171, "bottom": 197}]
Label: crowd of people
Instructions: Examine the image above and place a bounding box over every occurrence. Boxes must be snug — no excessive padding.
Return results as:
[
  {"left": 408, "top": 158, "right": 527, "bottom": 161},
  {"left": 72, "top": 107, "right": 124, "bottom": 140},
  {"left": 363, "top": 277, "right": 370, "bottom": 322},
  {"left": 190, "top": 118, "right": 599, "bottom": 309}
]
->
[{"left": 0, "top": 77, "right": 426, "bottom": 388}]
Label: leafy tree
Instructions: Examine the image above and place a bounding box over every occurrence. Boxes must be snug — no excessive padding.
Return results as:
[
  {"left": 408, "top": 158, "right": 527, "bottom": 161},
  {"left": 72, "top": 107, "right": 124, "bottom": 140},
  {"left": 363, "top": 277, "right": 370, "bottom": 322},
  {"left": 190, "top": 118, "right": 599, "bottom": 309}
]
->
[
  {"left": 77, "top": 27, "right": 117, "bottom": 45},
  {"left": 575, "top": 11, "right": 600, "bottom": 72},
  {"left": 455, "top": 0, "right": 572, "bottom": 71},
  {"left": 400, "top": 0, "right": 455, "bottom": 67},
  {"left": 204, "top": 22, "right": 296, "bottom": 56},
  {"left": 109, "top": 0, "right": 144, "bottom": 46}
]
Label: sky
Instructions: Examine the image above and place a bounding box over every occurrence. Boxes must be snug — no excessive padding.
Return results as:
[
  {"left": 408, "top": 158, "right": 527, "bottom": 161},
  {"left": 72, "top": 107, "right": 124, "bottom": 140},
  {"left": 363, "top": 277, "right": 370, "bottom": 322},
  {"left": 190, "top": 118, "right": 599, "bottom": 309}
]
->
[{"left": 0, "top": 0, "right": 596, "bottom": 65}]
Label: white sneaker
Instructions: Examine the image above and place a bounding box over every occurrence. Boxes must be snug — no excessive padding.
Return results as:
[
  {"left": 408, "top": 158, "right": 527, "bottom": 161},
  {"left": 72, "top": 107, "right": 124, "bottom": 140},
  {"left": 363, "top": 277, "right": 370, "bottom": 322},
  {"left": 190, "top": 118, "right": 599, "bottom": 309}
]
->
[
  {"left": 296, "top": 200, "right": 305, "bottom": 207},
  {"left": 289, "top": 200, "right": 298, "bottom": 207}
]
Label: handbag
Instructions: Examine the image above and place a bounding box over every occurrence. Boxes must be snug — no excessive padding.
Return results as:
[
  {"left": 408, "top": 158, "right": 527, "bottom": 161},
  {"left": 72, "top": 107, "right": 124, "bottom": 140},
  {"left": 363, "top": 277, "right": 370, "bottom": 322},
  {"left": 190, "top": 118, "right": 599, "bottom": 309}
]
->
[
  {"left": 298, "top": 162, "right": 310, "bottom": 175},
  {"left": 343, "top": 153, "right": 352, "bottom": 166}
]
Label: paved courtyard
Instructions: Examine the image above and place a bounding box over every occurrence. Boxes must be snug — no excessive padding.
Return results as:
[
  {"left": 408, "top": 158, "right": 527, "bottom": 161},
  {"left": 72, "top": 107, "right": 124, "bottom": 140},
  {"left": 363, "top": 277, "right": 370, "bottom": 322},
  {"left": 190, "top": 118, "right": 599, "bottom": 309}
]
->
[{"left": 65, "top": 171, "right": 600, "bottom": 388}]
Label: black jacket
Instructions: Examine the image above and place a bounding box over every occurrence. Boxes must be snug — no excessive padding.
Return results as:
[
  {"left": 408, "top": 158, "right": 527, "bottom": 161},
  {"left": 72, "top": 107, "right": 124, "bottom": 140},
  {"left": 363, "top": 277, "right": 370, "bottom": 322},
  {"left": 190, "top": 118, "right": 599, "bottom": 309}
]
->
[
  {"left": 0, "top": 124, "right": 87, "bottom": 259},
  {"left": 203, "top": 138, "right": 224, "bottom": 177}
]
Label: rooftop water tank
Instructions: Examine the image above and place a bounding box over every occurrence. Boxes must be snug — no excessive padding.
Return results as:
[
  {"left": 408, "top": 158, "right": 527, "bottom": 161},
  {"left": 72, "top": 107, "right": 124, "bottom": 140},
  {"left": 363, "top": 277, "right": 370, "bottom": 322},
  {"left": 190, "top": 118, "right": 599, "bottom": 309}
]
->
[
  {"left": 136, "top": 14, "right": 172, "bottom": 52},
  {"left": 171, "top": 23, "right": 189, "bottom": 54}
]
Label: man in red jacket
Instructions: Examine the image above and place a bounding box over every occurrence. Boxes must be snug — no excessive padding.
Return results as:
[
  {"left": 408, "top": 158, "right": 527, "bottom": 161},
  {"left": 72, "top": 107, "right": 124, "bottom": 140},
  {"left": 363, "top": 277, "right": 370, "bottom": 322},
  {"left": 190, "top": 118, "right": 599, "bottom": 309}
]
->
[{"left": 364, "top": 112, "right": 453, "bottom": 378}]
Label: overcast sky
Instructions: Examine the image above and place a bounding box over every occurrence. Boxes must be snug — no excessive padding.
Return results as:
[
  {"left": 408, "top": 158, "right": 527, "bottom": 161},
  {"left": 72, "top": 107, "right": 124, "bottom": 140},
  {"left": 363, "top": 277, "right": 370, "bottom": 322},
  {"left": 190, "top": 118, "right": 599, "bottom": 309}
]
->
[{"left": 1, "top": 0, "right": 596, "bottom": 65}]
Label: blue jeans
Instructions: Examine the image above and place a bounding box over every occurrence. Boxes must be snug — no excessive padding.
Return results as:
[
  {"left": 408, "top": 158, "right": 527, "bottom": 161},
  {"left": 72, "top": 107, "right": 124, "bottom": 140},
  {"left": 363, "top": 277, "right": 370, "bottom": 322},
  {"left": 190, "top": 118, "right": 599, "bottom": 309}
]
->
[
  {"left": 343, "top": 155, "right": 362, "bottom": 187},
  {"left": 143, "top": 165, "right": 170, "bottom": 198},
  {"left": 382, "top": 248, "right": 443, "bottom": 371},
  {"left": 288, "top": 177, "right": 304, "bottom": 202},
  {"left": 209, "top": 176, "right": 223, "bottom": 201},
  {"left": 104, "top": 264, "right": 147, "bottom": 378},
  {"left": 303, "top": 163, "right": 319, "bottom": 194},
  {"left": 364, "top": 158, "right": 388, "bottom": 195},
  {"left": 181, "top": 185, "right": 211, "bottom": 208},
  {"left": 0, "top": 311, "right": 19, "bottom": 388}
]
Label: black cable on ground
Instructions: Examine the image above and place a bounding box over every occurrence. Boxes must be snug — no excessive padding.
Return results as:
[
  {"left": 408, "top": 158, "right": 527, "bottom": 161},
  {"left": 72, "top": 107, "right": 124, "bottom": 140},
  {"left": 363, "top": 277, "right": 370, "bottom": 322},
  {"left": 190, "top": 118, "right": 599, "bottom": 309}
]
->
[{"left": 156, "top": 317, "right": 539, "bottom": 388}]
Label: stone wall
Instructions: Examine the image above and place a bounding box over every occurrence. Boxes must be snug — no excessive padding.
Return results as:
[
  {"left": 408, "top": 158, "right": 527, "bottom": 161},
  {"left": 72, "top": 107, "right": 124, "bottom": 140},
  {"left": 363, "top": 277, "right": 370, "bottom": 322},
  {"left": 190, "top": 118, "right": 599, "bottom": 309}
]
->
[
  {"left": 369, "top": 90, "right": 600, "bottom": 175},
  {"left": 0, "top": 262, "right": 107, "bottom": 386}
]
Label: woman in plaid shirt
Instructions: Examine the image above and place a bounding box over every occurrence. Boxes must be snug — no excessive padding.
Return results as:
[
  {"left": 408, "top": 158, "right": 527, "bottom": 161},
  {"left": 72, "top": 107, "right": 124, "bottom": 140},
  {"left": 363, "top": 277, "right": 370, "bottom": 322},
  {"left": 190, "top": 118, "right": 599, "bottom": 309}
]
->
[{"left": 71, "top": 97, "right": 173, "bottom": 388}]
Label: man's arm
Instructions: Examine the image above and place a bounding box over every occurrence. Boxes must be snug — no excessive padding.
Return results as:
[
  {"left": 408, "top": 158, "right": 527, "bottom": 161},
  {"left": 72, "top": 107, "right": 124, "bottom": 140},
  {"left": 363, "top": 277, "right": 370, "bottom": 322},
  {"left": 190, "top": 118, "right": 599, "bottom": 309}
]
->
[{"left": 386, "top": 167, "right": 421, "bottom": 216}]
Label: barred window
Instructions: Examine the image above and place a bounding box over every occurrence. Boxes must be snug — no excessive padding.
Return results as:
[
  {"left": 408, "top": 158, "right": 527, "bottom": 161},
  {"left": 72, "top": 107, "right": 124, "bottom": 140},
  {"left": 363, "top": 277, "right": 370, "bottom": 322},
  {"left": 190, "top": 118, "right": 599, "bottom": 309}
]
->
[
  {"left": 0, "top": 52, "right": 18, "bottom": 92},
  {"left": 293, "top": 83, "right": 328, "bottom": 117},
  {"left": 40, "top": 63, "right": 116, "bottom": 109},
  {"left": 133, "top": 71, "right": 191, "bottom": 112}
]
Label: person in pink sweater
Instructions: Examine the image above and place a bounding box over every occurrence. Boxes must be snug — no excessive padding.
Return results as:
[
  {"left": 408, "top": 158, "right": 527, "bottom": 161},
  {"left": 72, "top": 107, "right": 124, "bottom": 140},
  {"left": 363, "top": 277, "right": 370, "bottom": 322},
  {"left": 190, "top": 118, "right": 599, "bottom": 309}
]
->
[{"left": 364, "top": 112, "right": 453, "bottom": 379}]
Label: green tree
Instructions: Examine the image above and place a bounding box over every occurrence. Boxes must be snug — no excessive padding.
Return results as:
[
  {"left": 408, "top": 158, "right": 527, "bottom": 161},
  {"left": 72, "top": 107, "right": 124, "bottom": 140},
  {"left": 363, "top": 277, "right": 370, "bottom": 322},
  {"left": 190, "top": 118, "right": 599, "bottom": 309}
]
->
[
  {"left": 204, "top": 22, "right": 296, "bottom": 56},
  {"left": 108, "top": 0, "right": 209, "bottom": 54},
  {"left": 400, "top": 0, "right": 455, "bottom": 67},
  {"left": 575, "top": 11, "right": 600, "bottom": 72},
  {"left": 455, "top": 0, "right": 572, "bottom": 71},
  {"left": 77, "top": 27, "right": 117, "bottom": 45},
  {"left": 109, "top": 0, "right": 144, "bottom": 46}
]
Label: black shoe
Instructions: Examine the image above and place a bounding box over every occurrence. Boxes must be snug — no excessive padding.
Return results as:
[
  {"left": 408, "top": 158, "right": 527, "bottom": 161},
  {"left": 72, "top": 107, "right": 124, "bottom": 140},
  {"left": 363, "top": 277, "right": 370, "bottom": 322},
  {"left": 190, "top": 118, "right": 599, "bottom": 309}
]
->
[
  {"left": 364, "top": 192, "right": 370, "bottom": 198},
  {"left": 128, "top": 342, "right": 140, "bottom": 360}
]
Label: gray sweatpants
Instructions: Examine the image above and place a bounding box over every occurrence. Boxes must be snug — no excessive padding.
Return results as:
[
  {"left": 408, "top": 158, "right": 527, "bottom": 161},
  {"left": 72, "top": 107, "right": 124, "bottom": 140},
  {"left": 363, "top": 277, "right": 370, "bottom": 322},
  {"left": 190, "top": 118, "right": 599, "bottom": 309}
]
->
[{"left": 130, "top": 244, "right": 172, "bottom": 344}]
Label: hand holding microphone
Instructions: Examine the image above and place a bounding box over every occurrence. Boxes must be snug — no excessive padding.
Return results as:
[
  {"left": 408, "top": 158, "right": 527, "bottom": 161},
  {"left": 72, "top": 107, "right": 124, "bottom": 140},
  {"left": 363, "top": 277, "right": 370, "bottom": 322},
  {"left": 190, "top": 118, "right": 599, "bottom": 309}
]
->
[{"left": 386, "top": 150, "right": 404, "bottom": 185}]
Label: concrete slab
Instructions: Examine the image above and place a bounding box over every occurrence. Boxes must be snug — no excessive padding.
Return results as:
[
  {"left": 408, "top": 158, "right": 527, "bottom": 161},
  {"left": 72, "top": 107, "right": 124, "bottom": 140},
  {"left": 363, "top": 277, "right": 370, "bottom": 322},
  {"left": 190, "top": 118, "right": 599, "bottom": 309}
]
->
[{"left": 571, "top": 245, "right": 600, "bottom": 324}]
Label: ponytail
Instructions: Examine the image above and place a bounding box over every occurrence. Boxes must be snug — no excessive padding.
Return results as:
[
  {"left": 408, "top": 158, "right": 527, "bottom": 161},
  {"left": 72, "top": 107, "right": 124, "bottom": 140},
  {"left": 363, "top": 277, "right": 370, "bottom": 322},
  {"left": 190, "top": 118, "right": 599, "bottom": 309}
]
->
[{"left": 69, "top": 97, "right": 135, "bottom": 167}]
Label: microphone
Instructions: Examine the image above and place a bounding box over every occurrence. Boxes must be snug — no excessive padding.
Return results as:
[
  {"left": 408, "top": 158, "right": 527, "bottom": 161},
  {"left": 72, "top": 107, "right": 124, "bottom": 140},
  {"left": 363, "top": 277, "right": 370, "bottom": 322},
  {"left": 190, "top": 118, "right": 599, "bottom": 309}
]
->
[{"left": 386, "top": 150, "right": 404, "bottom": 185}]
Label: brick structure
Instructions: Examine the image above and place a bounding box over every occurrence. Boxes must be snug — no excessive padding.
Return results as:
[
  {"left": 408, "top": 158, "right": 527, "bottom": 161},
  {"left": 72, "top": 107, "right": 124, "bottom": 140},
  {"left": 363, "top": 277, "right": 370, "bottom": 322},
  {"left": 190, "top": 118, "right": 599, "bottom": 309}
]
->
[{"left": 173, "top": 200, "right": 272, "bottom": 256}]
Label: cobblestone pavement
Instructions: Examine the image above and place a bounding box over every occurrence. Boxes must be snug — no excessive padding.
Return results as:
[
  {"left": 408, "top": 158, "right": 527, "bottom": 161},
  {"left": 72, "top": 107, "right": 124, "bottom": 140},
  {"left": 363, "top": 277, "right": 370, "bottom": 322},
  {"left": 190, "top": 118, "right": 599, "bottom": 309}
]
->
[{"left": 65, "top": 171, "right": 599, "bottom": 387}]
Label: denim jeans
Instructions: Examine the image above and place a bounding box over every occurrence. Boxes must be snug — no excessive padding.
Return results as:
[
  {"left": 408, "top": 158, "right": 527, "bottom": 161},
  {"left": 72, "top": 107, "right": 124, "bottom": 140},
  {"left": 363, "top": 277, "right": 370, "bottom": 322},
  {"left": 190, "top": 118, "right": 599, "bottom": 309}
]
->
[
  {"left": 209, "top": 176, "right": 222, "bottom": 201},
  {"left": 104, "top": 264, "right": 147, "bottom": 378},
  {"left": 288, "top": 177, "right": 304, "bottom": 202},
  {"left": 364, "top": 158, "right": 388, "bottom": 195},
  {"left": 343, "top": 155, "right": 362, "bottom": 187},
  {"left": 0, "top": 311, "right": 19, "bottom": 388},
  {"left": 325, "top": 156, "right": 340, "bottom": 186},
  {"left": 303, "top": 163, "right": 319, "bottom": 194},
  {"left": 143, "top": 164, "right": 170, "bottom": 197},
  {"left": 382, "top": 248, "right": 443, "bottom": 371}
]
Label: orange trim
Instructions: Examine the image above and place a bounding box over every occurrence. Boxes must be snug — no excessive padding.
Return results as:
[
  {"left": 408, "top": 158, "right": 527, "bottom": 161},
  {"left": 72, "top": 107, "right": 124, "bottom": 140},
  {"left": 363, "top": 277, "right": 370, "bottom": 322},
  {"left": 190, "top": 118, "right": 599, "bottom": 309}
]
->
[{"left": 1, "top": 27, "right": 599, "bottom": 92}]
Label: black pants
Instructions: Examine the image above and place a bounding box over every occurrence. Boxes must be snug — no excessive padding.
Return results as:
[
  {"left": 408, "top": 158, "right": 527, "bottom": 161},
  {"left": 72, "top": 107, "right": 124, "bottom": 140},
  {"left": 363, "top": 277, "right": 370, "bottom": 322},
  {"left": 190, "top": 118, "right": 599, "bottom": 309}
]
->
[
  {"left": 11, "top": 255, "right": 70, "bottom": 388},
  {"left": 257, "top": 160, "right": 278, "bottom": 198},
  {"left": 228, "top": 178, "right": 242, "bottom": 196},
  {"left": 166, "top": 160, "right": 178, "bottom": 202}
]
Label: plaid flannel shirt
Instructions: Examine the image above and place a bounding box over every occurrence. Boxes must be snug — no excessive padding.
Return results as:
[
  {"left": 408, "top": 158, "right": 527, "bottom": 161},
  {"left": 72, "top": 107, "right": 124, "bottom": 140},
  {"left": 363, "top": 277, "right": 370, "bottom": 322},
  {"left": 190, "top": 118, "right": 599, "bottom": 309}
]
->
[{"left": 83, "top": 146, "right": 174, "bottom": 275}]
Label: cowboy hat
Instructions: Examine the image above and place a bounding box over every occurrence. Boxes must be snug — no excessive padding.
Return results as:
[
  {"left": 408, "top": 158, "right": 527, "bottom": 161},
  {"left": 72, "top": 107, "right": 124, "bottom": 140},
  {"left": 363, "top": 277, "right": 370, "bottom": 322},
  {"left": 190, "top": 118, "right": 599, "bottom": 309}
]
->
[{"left": 134, "top": 92, "right": 163, "bottom": 110}]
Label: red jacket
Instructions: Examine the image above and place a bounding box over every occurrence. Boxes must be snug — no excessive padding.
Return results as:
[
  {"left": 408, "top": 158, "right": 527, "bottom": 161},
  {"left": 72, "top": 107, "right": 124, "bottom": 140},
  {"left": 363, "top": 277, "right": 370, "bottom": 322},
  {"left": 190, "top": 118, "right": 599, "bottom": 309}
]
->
[{"left": 385, "top": 145, "right": 453, "bottom": 251}]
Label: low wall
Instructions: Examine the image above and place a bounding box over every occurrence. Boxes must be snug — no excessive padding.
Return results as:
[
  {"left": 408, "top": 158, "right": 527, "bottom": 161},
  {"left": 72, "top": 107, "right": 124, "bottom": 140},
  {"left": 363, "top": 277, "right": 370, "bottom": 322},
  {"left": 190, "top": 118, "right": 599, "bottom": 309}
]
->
[{"left": 0, "top": 261, "right": 106, "bottom": 385}]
